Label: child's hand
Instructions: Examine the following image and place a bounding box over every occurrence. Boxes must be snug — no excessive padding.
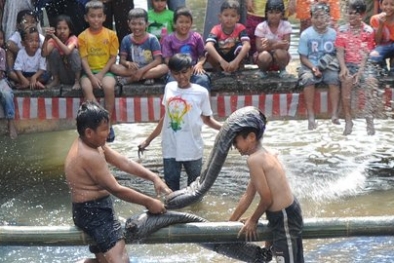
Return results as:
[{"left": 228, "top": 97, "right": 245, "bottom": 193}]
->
[
  {"left": 246, "top": 0, "right": 254, "bottom": 13},
  {"left": 219, "top": 59, "right": 230, "bottom": 72},
  {"left": 228, "top": 60, "right": 239, "bottom": 72},
  {"left": 312, "top": 67, "right": 322, "bottom": 78},
  {"left": 339, "top": 68, "right": 349, "bottom": 79},
  {"left": 238, "top": 217, "right": 258, "bottom": 241},
  {"left": 125, "top": 61, "right": 139, "bottom": 71},
  {"left": 90, "top": 75, "right": 103, "bottom": 89},
  {"left": 193, "top": 64, "right": 206, "bottom": 75},
  {"left": 261, "top": 38, "right": 269, "bottom": 50},
  {"left": 378, "top": 12, "right": 387, "bottom": 23},
  {"left": 277, "top": 40, "right": 289, "bottom": 50},
  {"left": 133, "top": 69, "right": 144, "bottom": 81}
]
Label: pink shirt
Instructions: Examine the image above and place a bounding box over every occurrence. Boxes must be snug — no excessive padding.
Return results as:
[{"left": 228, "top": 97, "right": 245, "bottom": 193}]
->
[{"left": 48, "top": 35, "right": 78, "bottom": 56}]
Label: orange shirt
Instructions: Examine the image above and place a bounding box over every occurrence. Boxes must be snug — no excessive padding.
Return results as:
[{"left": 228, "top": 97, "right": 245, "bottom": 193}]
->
[
  {"left": 370, "top": 14, "right": 394, "bottom": 43},
  {"left": 296, "top": 0, "right": 340, "bottom": 20}
]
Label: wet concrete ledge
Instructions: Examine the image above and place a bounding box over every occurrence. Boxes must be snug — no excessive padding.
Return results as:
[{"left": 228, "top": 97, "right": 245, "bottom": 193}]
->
[
  {"left": 2, "top": 69, "right": 394, "bottom": 136},
  {"left": 12, "top": 69, "right": 394, "bottom": 98}
]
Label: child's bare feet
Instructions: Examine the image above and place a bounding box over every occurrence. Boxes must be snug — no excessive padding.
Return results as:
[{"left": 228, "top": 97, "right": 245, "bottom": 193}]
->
[
  {"left": 35, "top": 81, "right": 46, "bottom": 89},
  {"left": 308, "top": 118, "right": 317, "bottom": 130},
  {"left": 331, "top": 117, "right": 340, "bottom": 125},
  {"left": 72, "top": 81, "right": 81, "bottom": 90},
  {"left": 366, "top": 117, "right": 375, "bottom": 135},
  {"left": 45, "top": 79, "right": 60, "bottom": 89},
  {"left": 343, "top": 120, "right": 353, "bottom": 135}
]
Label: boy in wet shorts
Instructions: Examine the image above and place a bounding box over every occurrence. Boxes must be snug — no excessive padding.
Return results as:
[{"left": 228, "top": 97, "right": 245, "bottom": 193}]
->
[{"left": 298, "top": 2, "right": 340, "bottom": 130}]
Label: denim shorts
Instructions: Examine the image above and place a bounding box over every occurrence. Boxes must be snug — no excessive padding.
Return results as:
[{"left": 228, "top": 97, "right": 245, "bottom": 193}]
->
[
  {"left": 72, "top": 195, "right": 123, "bottom": 254},
  {"left": 163, "top": 158, "right": 202, "bottom": 191},
  {"left": 299, "top": 68, "right": 340, "bottom": 87}
]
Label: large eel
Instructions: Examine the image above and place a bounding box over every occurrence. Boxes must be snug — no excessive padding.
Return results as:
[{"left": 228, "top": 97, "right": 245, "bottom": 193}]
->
[
  {"left": 165, "top": 106, "right": 266, "bottom": 209},
  {"left": 125, "top": 107, "right": 271, "bottom": 262},
  {"left": 125, "top": 211, "right": 271, "bottom": 263}
]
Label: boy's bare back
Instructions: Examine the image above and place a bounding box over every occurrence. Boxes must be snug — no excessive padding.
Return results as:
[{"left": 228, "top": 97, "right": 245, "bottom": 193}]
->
[{"left": 247, "top": 148, "right": 294, "bottom": 212}]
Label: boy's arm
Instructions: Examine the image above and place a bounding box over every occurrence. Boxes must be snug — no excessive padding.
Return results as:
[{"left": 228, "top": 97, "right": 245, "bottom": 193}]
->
[
  {"left": 202, "top": 115, "right": 222, "bottom": 130},
  {"left": 230, "top": 40, "right": 250, "bottom": 66},
  {"left": 205, "top": 41, "right": 224, "bottom": 63},
  {"left": 336, "top": 46, "right": 348, "bottom": 78},
  {"left": 247, "top": 157, "right": 272, "bottom": 223},
  {"left": 103, "top": 144, "right": 172, "bottom": 196},
  {"left": 139, "top": 116, "right": 164, "bottom": 150},
  {"left": 98, "top": 55, "right": 117, "bottom": 75},
  {"left": 229, "top": 181, "right": 256, "bottom": 221}
]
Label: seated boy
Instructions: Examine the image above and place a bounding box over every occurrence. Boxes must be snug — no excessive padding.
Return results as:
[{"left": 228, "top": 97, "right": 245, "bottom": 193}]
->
[
  {"left": 78, "top": 1, "right": 119, "bottom": 142},
  {"left": 336, "top": 0, "right": 377, "bottom": 135},
  {"left": 298, "top": 2, "right": 340, "bottom": 130},
  {"left": 110, "top": 8, "right": 168, "bottom": 85},
  {"left": 205, "top": 0, "right": 251, "bottom": 73},
  {"left": 147, "top": 0, "right": 174, "bottom": 42},
  {"left": 254, "top": 0, "right": 292, "bottom": 78}
]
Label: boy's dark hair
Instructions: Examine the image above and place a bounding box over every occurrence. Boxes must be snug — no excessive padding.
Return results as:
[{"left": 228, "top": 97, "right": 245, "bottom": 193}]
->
[
  {"left": 54, "top": 15, "right": 75, "bottom": 36},
  {"left": 16, "top": 9, "right": 38, "bottom": 26},
  {"left": 265, "top": 0, "right": 285, "bottom": 18},
  {"left": 235, "top": 111, "right": 267, "bottom": 141},
  {"left": 128, "top": 8, "right": 148, "bottom": 23},
  {"left": 173, "top": 6, "right": 193, "bottom": 23},
  {"left": 348, "top": 0, "right": 367, "bottom": 14},
  {"left": 220, "top": 0, "right": 241, "bottom": 15},
  {"left": 85, "top": 0, "right": 104, "bottom": 15},
  {"left": 20, "top": 26, "right": 39, "bottom": 41},
  {"left": 76, "top": 101, "right": 109, "bottom": 137},
  {"left": 168, "top": 53, "right": 193, "bottom": 71},
  {"left": 310, "top": 2, "right": 330, "bottom": 17}
]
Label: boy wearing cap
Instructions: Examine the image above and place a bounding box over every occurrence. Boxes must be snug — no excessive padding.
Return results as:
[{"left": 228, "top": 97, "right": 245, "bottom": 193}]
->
[
  {"left": 230, "top": 107, "right": 304, "bottom": 263},
  {"left": 336, "top": 0, "right": 377, "bottom": 136},
  {"left": 298, "top": 2, "right": 340, "bottom": 130}
]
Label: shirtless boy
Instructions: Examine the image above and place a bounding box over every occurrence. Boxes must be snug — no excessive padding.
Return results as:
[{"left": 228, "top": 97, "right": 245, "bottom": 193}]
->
[
  {"left": 230, "top": 109, "right": 304, "bottom": 263},
  {"left": 65, "top": 101, "right": 171, "bottom": 263}
]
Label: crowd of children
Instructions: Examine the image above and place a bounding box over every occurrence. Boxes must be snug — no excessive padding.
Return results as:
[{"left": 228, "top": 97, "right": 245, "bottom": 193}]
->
[{"left": 0, "top": 0, "right": 391, "bottom": 139}]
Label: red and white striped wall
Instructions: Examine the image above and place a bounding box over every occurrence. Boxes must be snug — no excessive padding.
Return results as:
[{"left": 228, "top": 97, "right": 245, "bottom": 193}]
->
[{"left": 1, "top": 88, "right": 393, "bottom": 122}]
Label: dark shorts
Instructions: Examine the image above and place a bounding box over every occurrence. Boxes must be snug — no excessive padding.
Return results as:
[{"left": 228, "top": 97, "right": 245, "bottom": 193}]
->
[
  {"left": 72, "top": 195, "right": 123, "bottom": 254},
  {"left": 266, "top": 198, "right": 305, "bottom": 263}
]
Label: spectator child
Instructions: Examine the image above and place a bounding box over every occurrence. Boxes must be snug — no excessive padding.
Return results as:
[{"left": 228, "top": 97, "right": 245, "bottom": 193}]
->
[
  {"left": 138, "top": 53, "right": 222, "bottom": 191},
  {"left": 230, "top": 109, "right": 304, "bottom": 263},
  {"left": 369, "top": 0, "right": 394, "bottom": 76},
  {"left": 14, "top": 26, "right": 48, "bottom": 90},
  {"left": 254, "top": 0, "right": 292, "bottom": 78},
  {"left": 244, "top": 0, "right": 295, "bottom": 56},
  {"left": 41, "top": 15, "right": 82, "bottom": 89},
  {"left": 298, "top": 2, "right": 340, "bottom": 130},
  {"left": 296, "top": 0, "right": 341, "bottom": 34},
  {"left": 0, "top": 29, "right": 17, "bottom": 139},
  {"left": 161, "top": 6, "right": 211, "bottom": 91},
  {"left": 65, "top": 101, "right": 171, "bottom": 263},
  {"left": 336, "top": 0, "right": 377, "bottom": 135},
  {"left": 6, "top": 9, "right": 45, "bottom": 83},
  {"left": 78, "top": 0, "right": 119, "bottom": 143},
  {"left": 205, "top": 0, "right": 251, "bottom": 73},
  {"left": 111, "top": 8, "right": 168, "bottom": 85},
  {"left": 147, "top": 0, "right": 174, "bottom": 42},
  {"left": 147, "top": 0, "right": 186, "bottom": 11}
]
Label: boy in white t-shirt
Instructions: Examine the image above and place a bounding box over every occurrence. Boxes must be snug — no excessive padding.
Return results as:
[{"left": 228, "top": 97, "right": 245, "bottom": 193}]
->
[{"left": 138, "top": 53, "right": 222, "bottom": 191}]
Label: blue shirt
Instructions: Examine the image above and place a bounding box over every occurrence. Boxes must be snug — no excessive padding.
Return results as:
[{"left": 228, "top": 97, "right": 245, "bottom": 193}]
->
[{"left": 298, "top": 26, "right": 337, "bottom": 68}]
